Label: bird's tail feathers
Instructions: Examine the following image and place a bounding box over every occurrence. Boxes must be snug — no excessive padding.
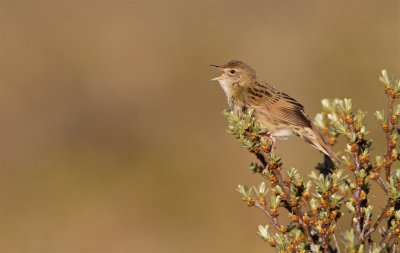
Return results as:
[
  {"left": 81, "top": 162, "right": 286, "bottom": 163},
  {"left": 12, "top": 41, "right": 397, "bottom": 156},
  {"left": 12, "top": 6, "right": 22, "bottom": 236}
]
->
[{"left": 302, "top": 127, "right": 340, "bottom": 164}]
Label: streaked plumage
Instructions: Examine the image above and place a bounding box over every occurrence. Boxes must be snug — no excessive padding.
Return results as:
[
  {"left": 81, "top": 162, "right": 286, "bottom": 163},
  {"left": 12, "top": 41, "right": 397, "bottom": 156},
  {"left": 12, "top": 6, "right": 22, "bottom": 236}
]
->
[{"left": 211, "top": 60, "right": 336, "bottom": 159}]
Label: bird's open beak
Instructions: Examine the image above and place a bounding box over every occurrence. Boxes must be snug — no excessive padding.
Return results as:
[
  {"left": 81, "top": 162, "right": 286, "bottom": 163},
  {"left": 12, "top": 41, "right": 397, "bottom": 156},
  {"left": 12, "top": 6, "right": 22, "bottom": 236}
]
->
[{"left": 209, "top": 64, "right": 222, "bottom": 82}]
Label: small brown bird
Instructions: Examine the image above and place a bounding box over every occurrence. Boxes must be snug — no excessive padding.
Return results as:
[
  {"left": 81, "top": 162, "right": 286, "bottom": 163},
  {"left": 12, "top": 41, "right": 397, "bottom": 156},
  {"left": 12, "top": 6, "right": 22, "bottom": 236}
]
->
[{"left": 211, "top": 60, "right": 336, "bottom": 159}]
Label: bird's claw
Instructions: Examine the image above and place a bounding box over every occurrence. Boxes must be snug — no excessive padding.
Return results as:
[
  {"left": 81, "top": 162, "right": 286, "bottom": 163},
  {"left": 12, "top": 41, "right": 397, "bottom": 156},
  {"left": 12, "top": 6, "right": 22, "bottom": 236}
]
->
[{"left": 261, "top": 132, "right": 277, "bottom": 151}]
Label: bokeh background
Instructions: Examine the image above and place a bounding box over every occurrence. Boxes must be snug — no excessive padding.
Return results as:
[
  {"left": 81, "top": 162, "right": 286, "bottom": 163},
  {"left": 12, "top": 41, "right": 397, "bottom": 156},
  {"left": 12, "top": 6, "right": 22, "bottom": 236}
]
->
[{"left": 1, "top": 1, "right": 399, "bottom": 252}]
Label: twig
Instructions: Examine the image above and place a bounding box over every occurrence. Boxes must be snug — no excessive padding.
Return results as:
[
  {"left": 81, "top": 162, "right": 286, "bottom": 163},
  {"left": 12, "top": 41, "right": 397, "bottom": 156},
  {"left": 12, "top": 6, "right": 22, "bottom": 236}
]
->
[
  {"left": 367, "top": 237, "right": 372, "bottom": 253},
  {"left": 375, "top": 175, "right": 389, "bottom": 193},
  {"left": 380, "top": 229, "right": 392, "bottom": 246},
  {"left": 274, "top": 169, "right": 313, "bottom": 243},
  {"left": 333, "top": 233, "right": 340, "bottom": 253},
  {"left": 254, "top": 201, "right": 282, "bottom": 232},
  {"left": 255, "top": 154, "right": 314, "bottom": 243},
  {"left": 362, "top": 202, "right": 392, "bottom": 239},
  {"left": 322, "top": 235, "right": 329, "bottom": 253},
  {"left": 384, "top": 95, "right": 395, "bottom": 180},
  {"left": 391, "top": 243, "right": 397, "bottom": 253},
  {"left": 347, "top": 123, "right": 363, "bottom": 238}
]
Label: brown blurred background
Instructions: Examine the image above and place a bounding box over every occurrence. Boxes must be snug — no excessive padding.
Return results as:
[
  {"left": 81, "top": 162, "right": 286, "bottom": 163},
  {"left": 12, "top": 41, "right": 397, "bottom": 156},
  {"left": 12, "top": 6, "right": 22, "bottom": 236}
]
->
[{"left": 1, "top": 1, "right": 399, "bottom": 252}]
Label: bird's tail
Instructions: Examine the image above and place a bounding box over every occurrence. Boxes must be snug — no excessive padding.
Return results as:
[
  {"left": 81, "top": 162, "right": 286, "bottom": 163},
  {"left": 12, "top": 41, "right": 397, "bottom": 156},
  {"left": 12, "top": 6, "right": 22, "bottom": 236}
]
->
[{"left": 302, "top": 127, "right": 340, "bottom": 164}]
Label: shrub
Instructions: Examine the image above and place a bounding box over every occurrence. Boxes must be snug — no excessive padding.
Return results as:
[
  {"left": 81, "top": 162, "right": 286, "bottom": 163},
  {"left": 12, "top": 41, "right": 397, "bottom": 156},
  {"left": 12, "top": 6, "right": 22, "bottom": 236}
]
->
[{"left": 225, "top": 70, "right": 399, "bottom": 252}]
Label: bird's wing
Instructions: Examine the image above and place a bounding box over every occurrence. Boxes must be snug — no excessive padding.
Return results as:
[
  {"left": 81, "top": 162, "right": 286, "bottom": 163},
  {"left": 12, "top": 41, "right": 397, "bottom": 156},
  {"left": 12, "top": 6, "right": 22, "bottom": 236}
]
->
[
  {"left": 245, "top": 82, "right": 338, "bottom": 160},
  {"left": 246, "top": 82, "right": 312, "bottom": 128}
]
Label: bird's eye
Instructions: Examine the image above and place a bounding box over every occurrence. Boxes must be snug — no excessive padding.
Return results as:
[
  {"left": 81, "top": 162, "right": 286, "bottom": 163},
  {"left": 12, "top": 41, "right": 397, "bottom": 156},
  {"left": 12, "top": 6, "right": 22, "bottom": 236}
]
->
[{"left": 229, "top": 69, "right": 236, "bottom": 74}]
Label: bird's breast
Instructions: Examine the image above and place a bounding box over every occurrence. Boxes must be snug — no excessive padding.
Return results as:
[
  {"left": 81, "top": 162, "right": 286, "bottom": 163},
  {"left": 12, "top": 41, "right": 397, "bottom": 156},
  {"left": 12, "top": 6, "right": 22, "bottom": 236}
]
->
[{"left": 270, "top": 128, "right": 294, "bottom": 139}]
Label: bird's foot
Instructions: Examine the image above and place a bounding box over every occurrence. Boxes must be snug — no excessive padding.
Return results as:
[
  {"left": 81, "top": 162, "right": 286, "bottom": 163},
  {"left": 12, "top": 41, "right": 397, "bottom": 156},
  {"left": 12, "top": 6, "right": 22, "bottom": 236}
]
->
[{"left": 261, "top": 132, "right": 277, "bottom": 151}]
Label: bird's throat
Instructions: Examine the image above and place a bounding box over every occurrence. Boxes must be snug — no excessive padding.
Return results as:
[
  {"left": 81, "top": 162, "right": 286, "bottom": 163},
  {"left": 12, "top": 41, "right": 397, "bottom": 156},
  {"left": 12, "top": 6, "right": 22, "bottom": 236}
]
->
[{"left": 218, "top": 79, "right": 235, "bottom": 108}]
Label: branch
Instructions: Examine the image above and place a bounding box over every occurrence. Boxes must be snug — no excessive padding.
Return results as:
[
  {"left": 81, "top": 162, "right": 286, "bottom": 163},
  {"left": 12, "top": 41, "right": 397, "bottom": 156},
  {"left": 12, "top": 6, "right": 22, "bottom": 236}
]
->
[
  {"left": 384, "top": 94, "right": 395, "bottom": 180},
  {"left": 362, "top": 202, "right": 392, "bottom": 240},
  {"left": 333, "top": 233, "right": 341, "bottom": 253},
  {"left": 375, "top": 175, "right": 389, "bottom": 193},
  {"left": 255, "top": 154, "right": 314, "bottom": 243},
  {"left": 254, "top": 201, "right": 282, "bottom": 232}
]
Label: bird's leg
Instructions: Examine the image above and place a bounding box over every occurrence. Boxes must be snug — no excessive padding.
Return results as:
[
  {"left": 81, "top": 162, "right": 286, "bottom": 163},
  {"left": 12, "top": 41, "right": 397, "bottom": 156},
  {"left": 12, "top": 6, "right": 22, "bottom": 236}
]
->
[
  {"left": 261, "top": 132, "right": 277, "bottom": 151},
  {"left": 270, "top": 135, "right": 277, "bottom": 150}
]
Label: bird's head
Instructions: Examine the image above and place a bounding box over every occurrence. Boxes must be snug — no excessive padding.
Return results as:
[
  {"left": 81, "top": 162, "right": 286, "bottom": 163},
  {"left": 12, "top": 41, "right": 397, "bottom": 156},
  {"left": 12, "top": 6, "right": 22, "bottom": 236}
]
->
[
  {"left": 210, "top": 60, "right": 256, "bottom": 90},
  {"left": 210, "top": 60, "right": 257, "bottom": 107}
]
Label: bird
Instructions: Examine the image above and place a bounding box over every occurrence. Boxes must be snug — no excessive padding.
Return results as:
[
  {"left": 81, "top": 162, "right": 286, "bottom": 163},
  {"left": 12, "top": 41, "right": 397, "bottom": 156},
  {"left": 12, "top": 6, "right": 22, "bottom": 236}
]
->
[{"left": 210, "top": 60, "right": 337, "bottom": 160}]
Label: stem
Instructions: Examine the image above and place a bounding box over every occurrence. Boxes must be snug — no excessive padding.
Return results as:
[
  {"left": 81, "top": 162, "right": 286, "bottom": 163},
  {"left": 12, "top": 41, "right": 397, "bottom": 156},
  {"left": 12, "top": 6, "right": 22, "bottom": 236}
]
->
[
  {"left": 375, "top": 175, "right": 389, "bottom": 193},
  {"left": 255, "top": 153, "right": 314, "bottom": 244},
  {"left": 384, "top": 96, "right": 395, "bottom": 180},
  {"left": 254, "top": 201, "right": 282, "bottom": 232},
  {"left": 333, "top": 233, "right": 341, "bottom": 253},
  {"left": 380, "top": 229, "right": 392, "bottom": 246},
  {"left": 366, "top": 159, "right": 389, "bottom": 193},
  {"left": 391, "top": 243, "right": 397, "bottom": 253},
  {"left": 275, "top": 168, "right": 291, "bottom": 193},
  {"left": 363, "top": 202, "right": 392, "bottom": 239},
  {"left": 367, "top": 237, "right": 372, "bottom": 253},
  {"left": 323, "top": 235, "right": 330, "bottom": 253},
  {"left": 348, "top": 124, "right": 363, "bottom": 239},
  {"left": 274, "top": 168, "right": 313, "bottom": 243}
]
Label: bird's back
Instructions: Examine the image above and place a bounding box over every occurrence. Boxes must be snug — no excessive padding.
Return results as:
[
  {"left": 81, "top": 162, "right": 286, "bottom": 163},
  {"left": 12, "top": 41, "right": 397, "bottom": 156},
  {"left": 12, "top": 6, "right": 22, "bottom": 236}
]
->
[{"left": 239, "top": 81, "right": 312, "bottom": 137}]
